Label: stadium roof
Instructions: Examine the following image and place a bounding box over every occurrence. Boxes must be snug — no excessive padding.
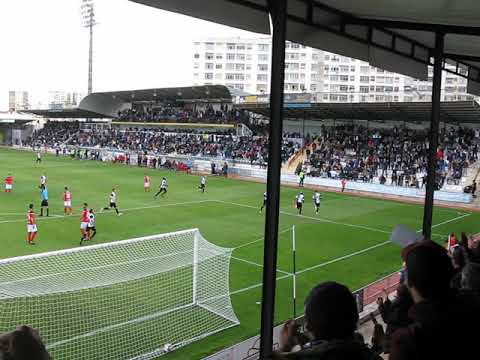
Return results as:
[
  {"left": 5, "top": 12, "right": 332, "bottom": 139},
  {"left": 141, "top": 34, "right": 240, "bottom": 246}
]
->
[
  {"left": 237, "top": 100, "right": 480, "bottom": 124},
  {"left": 25, "top": 85, "right": 233, "bottom": 119},
  {"left": 25, "top": 108, "right": 107, "bottom": 119},
  {"left": 131, "top": 0, "right": 480, "bottom": 94}
]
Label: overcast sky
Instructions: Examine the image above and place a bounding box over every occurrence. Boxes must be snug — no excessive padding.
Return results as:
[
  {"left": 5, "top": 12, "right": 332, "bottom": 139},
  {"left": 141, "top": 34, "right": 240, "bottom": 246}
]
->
[{"left": 0, "top": 0, "right": 262, "bottom": 110}]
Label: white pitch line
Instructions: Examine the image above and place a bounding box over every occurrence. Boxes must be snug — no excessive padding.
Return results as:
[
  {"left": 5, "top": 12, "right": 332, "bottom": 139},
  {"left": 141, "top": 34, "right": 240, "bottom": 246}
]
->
[
  {"left": 234, "top": 227, "right": 292, "bottom": 250},
  {"left": 231, "top": 256, "right": 292, "bottom": 276},
  {"left": 0, "top": 200, "right": 214, "bottom": 225},
  {"left": 228, "top": 211, "right": 473, "bottom": 296},
  {"left": 214, "top": 200, "right": 391, "bottom": 235}
]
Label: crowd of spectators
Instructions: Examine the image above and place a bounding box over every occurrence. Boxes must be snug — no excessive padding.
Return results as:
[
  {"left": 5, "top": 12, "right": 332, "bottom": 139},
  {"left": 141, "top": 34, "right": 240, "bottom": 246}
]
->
[
  {"left": 116, "top": 104, "right": 252, "bottom": 125},
  {"left": 24, "top": 121, "right": 80, "bottom": 149},
  {"left": 67, "top": 128, "right": 301, "bottom": 165},
  {"left": 274, "top": 232, "right": 480, "bottom": 360},
  {"left": 306, "top": 125, "right": 479, "bottom": 188}
]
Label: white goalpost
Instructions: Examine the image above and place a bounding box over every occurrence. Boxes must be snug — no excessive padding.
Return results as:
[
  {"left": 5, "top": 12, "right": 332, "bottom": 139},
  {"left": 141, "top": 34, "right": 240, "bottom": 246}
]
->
[{"left": 0, "top": 229, "right": 240, "bottom": 360}]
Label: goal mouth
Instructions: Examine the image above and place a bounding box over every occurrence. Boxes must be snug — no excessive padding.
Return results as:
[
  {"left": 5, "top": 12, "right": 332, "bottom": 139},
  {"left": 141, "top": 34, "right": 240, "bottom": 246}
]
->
[{"left": 0, "top": 229, "right": 240, "bottom": 359}]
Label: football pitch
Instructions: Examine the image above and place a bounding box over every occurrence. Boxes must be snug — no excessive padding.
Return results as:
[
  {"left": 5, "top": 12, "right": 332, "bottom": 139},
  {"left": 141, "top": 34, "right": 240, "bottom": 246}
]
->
[{"left": 0, "top": 147, "right": 479, "bottom": 359}]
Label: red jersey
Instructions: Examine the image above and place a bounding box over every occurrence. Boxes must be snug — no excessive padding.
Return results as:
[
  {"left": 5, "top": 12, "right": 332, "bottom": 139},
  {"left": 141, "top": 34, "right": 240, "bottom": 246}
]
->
[
  {"left": 64, "top": 191, "right": 72, "bottom": 201},
  {"left": 144, "top": 175, "right": 150, "bottom": 184},
  {"left": 81, "top": 209, "right": 89, "bottom": 223},
  {"left": 5, "top": 176, "right": 13, "bottom": 185},
  {"left": 27, "top": 210, "right": 36, "bottom": 225}
]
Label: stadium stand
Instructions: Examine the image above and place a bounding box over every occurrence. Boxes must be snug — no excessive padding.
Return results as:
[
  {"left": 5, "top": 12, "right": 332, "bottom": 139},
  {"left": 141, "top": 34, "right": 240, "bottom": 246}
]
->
[{"left": 304, "top": 125, "right": 479, "bottom": 190}]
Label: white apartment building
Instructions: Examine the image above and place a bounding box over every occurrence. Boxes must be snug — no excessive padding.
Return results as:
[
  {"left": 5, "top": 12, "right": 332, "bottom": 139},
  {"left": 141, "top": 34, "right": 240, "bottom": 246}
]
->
[
  {"left": 193, "top": 37, "right": 324, "bottom": 96},
  {"left": 193, "top": 37, "right": 474, "bottom": 103},
  {"left": 8, "top": 91, "right": 29, "bottom": 111}
]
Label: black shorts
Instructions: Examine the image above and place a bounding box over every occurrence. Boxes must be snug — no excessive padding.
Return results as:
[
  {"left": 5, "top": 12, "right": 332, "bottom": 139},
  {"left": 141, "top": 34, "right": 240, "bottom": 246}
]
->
[
  {"left": 296, "top": 202, "right": 303, "bottom": 209},
  {"left": 87, "top": 226, "right": 96, "bottom": 231},
  {"left": 263, "top": 200, "right": 267, "bottom": 206},
  {"left": 109, "top": 202, "right": 117, "bottom": 208},
  {"left": 315, "top": 201, "right": 320, "bottom": 207},
  {"left": 200, "top": 183, "right": 205, "bottom": 188},
  {"left": 41, "top": 200, "right": 49, "bottom": 207}
]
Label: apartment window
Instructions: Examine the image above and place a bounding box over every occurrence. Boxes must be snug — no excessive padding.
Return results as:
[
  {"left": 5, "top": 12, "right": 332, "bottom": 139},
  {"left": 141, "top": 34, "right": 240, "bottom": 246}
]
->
[
  {"left": 339, "top": 65, "right": 349, "bottom": 72},
  {"left": 227, "top": 43, "right": 235, "bottom": 50},
  {"left": 257, "top": 84, "right": 267, "bottom": 92},
  {"left": 258, "top": 43, "right": 269, "bottom": 51},
  {"left": 225, "top": 73, "right": 235, "bottom": 80},
  {"left": 235, "top": 63, "right": 245, "bottom": 71},
  {"left": 194, "top": 53, "right": 200, "bottom": 59},
  {"left": 376, "top": 76, "right": 385, "bottom": 82},
  {"left": 310, "top": 84, "right": 317, "bottom": 92},
  {"left": 370, "top": 76, "right": 376, "bottom": 81},
  {"left": 286, "top": 53, "right": 300, "bottom": 60},
  {"left": 205, "top": 53, "right": 214, "bottom": 60},
  {"left": 234, "top": 74, "right": 245, "bottom": 80},
  {"left": 312, "top": 53, "right": 320, "bottom": 60},
  {"left": 246, "top": 44, "right": 252, "bottom": 50},
  {"left": 257, "top": 74, "right": 268, "bottom": 82},
  {"left": 300, "top": 63, "right": 306, "bottom": 70},
  {"left": 236, "top": 54, "right": 245, "bottom": 61},
  {"left": 246, "top": 64, "right": 252, "bottom": 70},
  {"left": 234, "top": 84, "right": 244, "bottom": 90},
  {"left": 246, "top": 54, "right": 252, "bottom": 61},
  {"left": 216, "top": 54, "right": 223, "bottom": 60},
  {"left": 285, "top": 43, "right": 291, "bottom": 49},
  {"left": 360, "top": 66, "right": 369, "bottom": 73},
  {"left": 205, "top": 73, "right": 213, "bottom": 80},
  {"left": 193, "top": 63, "right": 199, "bottom": 69},
  {"left": 215, "top": 64, "right": 222, "bottom": 69},
  {"left": 205, "top": 63, "right": 214, "bottom": 70},
  {"left": 376, "top": 95, "right": 385, "bottom": 101},
  {"left": 205, "top": 42, "right": 214, "bottom": 50},
  {"left": 339, "top": 95, "right": 348, "bottom": 101},
  {"left": 339, "top": 75, "right": 349, "bottom": 82},
  {"left": 324, "top": 55, "right": 330, "bottom": 61},
  {"left": 339, "top": 85, "right": 348, "bottom": 92},
  {"left": 300, "top": 53, "right": 306, "bottom": 59},
  {"left": 311, "top": 63, "right": 319, "bottom": 71},
  {"left": 226, "top": 53, "right": 235, "bottom": 61},
  {"left": 385, "top": 86, "right": 393, "bottom": 92},
  {"left": 330, "top": 75, "right": 339, "bottom": 81},
  {"left": 193, "top": 73, "right": 199, "bottom": 79},
  {"left": 237, "top": 44, "right": 245, "bottom": 50},
  {"left": 349, "top": 76, "right": 355, "bottom": 81},
  {"left": 376, "top": 86, "right": 384, "bottom": 92},
  {"left": 360, "top": 86, "right": 369, "bottom": 93},
  {"left": 291, "top": 43, "right": 300, "bottom": 49},
  {"left": 258, "top": 64, "right": 269, "bottom": 72},
  {"left": 376, "top": 68, "right": 384, "bottom": 73},
  {"left": 350, "top": 66, "right": 355, "bottom": 72},
  {"left": 394, "top": 96, "right": 399, "bottom": 102},
  {"left": 258, "top": 54, "right": 269, "bottom": 62}
]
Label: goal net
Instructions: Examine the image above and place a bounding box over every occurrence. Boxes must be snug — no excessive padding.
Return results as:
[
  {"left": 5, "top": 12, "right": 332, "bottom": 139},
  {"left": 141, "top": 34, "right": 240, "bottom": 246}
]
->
[{"left": 0, "top": 229, "right": 239, "bottom": 359}]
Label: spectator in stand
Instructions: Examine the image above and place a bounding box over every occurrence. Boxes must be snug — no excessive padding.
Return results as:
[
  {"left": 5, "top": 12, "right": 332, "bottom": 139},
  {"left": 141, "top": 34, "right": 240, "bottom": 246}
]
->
[
  {"left": 0, "top": 325, "right": 51, "bottom": 360},
  {"left": 274, "top": 281, "right": 381, "bottom": 360},
  {"left": 370, "top": 284, "right": 413, "bottom": 354},
  {"left": 390, "top": 241, "right": 480, "bottom": 360}
]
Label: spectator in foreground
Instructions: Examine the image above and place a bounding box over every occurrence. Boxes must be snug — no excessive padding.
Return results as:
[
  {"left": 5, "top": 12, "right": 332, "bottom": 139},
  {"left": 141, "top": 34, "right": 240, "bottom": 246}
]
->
[
  {"left": 371, "top": 284, "right": 413, "bottom": 354},
  {"left": 390, "top": 241, "right": 480, "bottom": 360},
  {"left": 274, "top": 281, "right": 381, "bottom": 360},
  {"left": 0, "top": 325, "right": 50, "bottom": 360}
]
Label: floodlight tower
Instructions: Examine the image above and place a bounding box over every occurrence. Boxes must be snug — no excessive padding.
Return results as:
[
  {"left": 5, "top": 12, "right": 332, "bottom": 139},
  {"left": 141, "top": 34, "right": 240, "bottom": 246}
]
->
[{"left": 81, "top": 0, "right": 97, "bottom": 95}]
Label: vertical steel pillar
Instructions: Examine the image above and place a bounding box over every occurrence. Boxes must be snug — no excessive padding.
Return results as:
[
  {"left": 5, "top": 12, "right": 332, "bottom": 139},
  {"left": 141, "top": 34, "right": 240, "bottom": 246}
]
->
[
  {"left": 259, "top": 0, "right": 287, "bottom": 358},
  {"left": 422, "top": 32, "right": 444, "bottom": 240}
]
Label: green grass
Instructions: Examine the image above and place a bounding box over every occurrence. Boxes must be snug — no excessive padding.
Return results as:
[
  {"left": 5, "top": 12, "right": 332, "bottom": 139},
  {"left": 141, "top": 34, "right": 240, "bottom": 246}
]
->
[{"left": 0, "top": 147, "right": 478, "bottom": 360}]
